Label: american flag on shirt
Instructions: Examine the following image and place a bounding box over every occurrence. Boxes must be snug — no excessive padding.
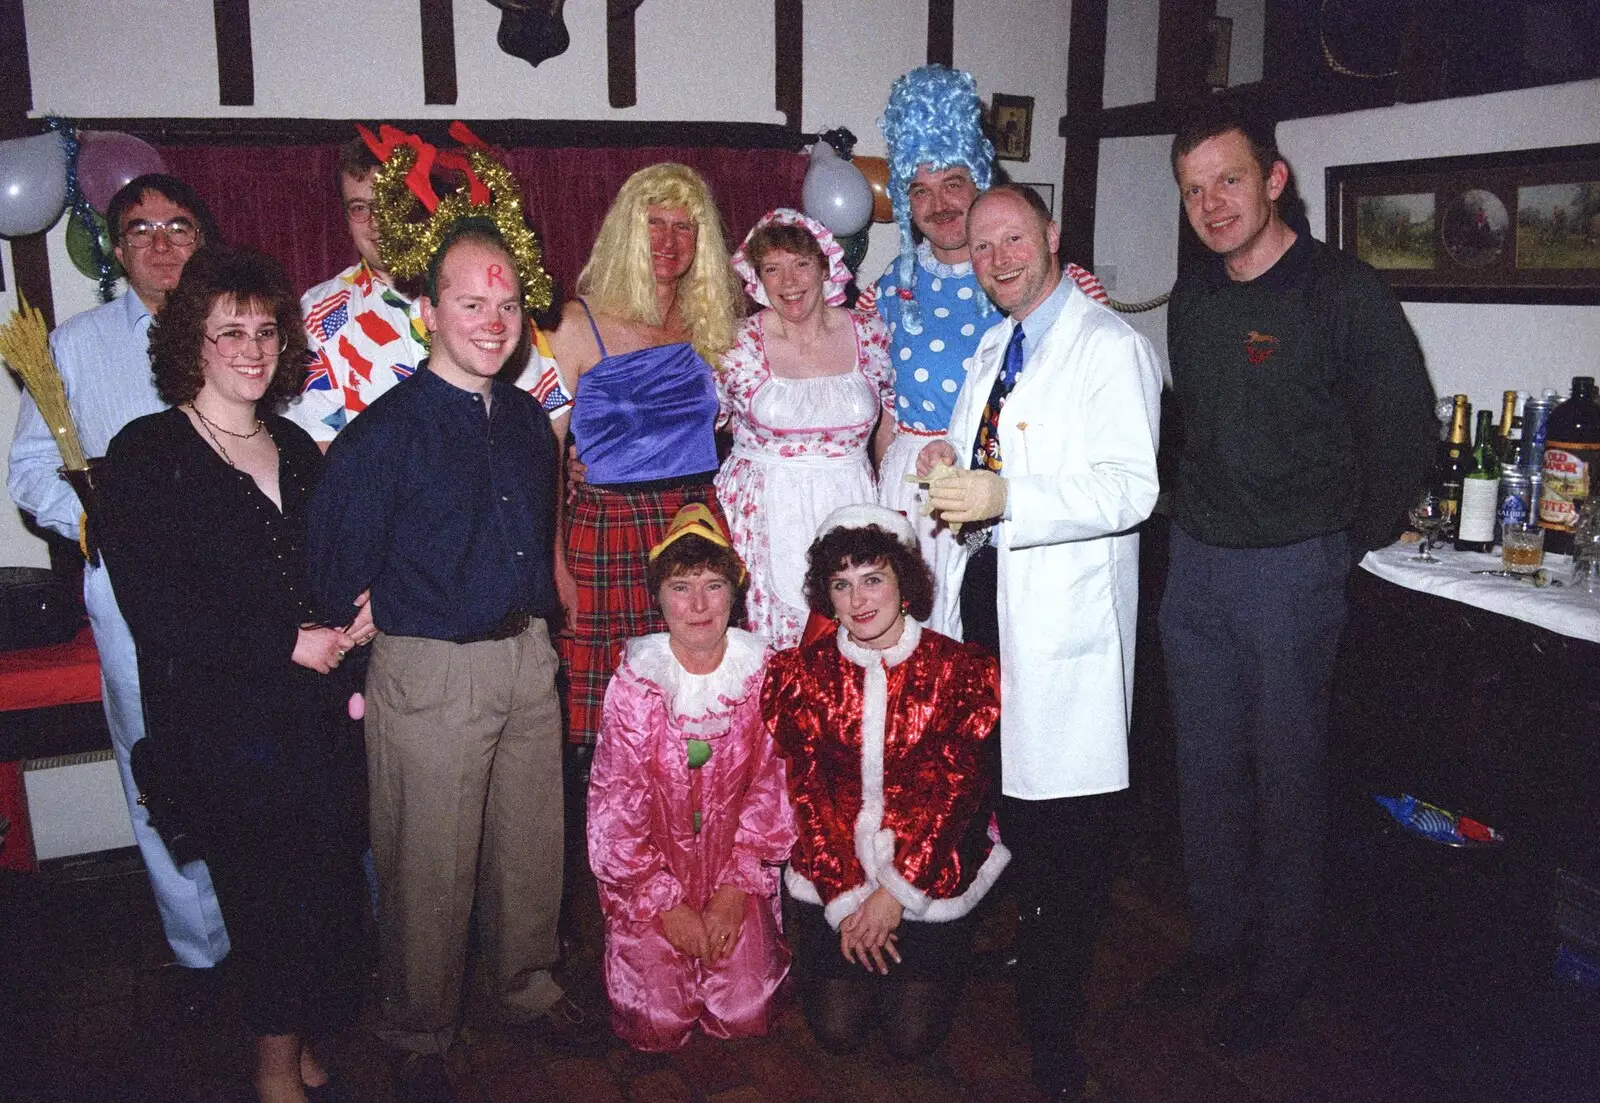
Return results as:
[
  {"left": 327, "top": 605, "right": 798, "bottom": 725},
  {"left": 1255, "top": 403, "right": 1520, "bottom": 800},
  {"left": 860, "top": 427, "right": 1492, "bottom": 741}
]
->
[{"left": 305, "top": 289, "right": 352, "bottom": 343}]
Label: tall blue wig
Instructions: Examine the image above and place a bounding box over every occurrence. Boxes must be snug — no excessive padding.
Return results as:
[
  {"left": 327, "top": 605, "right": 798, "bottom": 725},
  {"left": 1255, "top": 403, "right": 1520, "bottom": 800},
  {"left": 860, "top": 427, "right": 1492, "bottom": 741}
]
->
[{"left": 878, "top": 65, "right": 995, "bottom": 335}]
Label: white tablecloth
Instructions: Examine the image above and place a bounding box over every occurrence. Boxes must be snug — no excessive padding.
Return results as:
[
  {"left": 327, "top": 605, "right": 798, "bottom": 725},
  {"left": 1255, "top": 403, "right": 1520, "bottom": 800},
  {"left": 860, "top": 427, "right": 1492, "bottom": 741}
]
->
[{"left": 1361, "top": 541, "right": 1600, "bottom": 644}]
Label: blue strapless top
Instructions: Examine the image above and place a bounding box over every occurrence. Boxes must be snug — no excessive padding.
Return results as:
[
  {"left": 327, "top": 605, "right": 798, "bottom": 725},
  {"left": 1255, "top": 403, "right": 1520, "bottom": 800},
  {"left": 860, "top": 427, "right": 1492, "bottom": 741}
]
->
[{"left": 569, "top": 303, "right": 719, "bottom": 486}]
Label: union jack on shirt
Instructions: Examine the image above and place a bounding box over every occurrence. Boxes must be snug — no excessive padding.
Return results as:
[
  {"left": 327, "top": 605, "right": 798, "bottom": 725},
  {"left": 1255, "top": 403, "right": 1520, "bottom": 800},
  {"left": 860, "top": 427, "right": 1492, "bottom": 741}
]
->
[{"left": 287, "top": 260, "right": 571, "bottom": 440}]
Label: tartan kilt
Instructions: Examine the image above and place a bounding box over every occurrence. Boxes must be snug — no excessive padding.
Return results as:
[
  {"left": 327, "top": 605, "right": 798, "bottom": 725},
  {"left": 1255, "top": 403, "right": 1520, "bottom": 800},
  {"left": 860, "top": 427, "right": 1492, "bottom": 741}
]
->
[{"left": 561, "top": 481, "right": 724, "bottom": 745}]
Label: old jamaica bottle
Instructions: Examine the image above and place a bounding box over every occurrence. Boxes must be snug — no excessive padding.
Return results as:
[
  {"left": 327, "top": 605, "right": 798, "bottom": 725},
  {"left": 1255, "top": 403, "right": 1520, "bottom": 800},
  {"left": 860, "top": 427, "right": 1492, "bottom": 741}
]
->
[{"left": 1538, "top": 376, "right": 1600, "bottom": 556}]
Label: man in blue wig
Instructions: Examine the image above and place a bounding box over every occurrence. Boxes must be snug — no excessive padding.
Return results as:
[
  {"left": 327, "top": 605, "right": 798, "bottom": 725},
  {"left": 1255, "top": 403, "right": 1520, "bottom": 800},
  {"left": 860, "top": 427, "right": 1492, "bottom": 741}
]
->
[
  {"left": 868, "top": 65, "right": 1107, "bottom": 606},
  {"left": 865, "top": 64, "right": 997, "bottom": 599}
]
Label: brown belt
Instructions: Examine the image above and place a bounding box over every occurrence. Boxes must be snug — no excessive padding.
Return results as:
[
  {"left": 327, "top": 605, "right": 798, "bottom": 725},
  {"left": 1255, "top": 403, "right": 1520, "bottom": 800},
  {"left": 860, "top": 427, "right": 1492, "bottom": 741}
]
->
[{"left": 450, "top": 610, "right": 534, "bottom": 645}]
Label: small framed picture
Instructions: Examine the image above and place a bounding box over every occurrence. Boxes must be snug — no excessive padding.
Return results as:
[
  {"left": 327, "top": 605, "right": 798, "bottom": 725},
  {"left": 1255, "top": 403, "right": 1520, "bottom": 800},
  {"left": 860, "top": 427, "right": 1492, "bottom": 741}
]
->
[
  {"left": 1017, "top": 182, "right": 1056, "bottom": 219},
  {"left": 991, "top": 93, "right": 1034, "bottom": 162},
  {"left": 1328, "top": 142, "right": 1600, "bottom": 304}
]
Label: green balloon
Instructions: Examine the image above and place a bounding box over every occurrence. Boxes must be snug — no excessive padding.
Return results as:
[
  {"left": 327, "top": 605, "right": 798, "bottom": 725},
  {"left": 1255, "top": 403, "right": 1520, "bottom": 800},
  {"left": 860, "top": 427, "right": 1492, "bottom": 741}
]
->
[
  {"left": 836, "top": 228, "right": 870, "bottom": 274},
  {"left": 65, "top": 211, "right": 121, "bottom": 281}
]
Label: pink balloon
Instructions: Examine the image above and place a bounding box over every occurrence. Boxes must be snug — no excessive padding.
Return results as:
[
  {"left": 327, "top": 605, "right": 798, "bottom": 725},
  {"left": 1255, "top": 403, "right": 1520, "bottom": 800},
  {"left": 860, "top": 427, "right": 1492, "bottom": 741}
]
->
[{"left": 77, "top": 131, "right": 167, "bottom": 214}]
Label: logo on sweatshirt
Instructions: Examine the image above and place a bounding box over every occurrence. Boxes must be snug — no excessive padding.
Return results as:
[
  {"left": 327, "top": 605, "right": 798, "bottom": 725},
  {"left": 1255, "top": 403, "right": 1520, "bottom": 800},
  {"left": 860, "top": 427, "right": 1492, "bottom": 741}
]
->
[{"left": 1244, "top": 330, "right": 1279, "bottom": 365}]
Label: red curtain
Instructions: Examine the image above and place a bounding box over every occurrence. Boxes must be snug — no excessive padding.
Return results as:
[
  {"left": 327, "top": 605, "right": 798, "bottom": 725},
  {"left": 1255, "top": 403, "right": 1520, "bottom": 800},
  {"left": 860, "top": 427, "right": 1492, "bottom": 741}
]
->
[{"left": 157, "top": 143, "right": 808, "bottom": 305}]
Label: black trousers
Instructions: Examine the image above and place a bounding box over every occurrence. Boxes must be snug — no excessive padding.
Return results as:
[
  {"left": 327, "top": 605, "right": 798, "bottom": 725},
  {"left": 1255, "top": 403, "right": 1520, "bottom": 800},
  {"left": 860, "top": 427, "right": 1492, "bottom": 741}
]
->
[{"left": 962, "top": 544, "right": 1126, "bottom": 1086}]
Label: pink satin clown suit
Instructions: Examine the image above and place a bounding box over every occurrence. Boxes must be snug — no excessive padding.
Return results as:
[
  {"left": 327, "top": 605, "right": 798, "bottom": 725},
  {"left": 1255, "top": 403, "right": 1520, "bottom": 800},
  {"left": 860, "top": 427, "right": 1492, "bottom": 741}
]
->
[{"left": 587, "top": 628, "right": 796, "bottom": 1051}]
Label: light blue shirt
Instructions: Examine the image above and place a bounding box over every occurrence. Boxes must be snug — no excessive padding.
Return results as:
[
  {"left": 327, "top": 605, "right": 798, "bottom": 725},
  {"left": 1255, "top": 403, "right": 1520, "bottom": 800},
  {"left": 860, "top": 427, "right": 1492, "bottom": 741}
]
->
[
  {"left": 1016, "top": 271, "right": 1072, "bottom": 363},
  {"left": 7, "top": 290, "right": 165, "bottom": 538}
]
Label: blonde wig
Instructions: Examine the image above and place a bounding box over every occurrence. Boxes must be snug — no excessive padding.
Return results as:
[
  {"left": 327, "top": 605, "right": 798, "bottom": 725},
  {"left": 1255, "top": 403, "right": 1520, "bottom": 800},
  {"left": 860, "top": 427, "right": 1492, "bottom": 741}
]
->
[{"left": 575, "top": 163, "right": 743, "bottom": 362}]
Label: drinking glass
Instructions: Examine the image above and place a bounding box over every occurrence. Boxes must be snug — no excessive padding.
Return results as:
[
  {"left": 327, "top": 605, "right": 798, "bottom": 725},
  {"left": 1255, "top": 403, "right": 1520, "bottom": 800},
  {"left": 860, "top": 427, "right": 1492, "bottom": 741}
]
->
[
  {"left": 1407, "top": 491, "right": 1445, "bottom": 563},
  {"left": 1501, "top": 524, "right": 1545, "bottom": 576}
]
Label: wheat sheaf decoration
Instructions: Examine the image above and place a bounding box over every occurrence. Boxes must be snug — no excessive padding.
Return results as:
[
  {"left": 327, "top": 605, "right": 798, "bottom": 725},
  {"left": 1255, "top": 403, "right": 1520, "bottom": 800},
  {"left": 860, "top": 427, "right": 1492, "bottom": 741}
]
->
[{"left": 0, "top": 294, "right": 87, "bottom": 471}]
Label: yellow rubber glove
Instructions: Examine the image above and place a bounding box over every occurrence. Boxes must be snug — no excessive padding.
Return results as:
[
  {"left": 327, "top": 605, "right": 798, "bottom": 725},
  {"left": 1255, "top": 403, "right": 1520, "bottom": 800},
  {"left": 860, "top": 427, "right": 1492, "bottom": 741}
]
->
[{"left": 927, "top": 467, "right": 1007, "bottom": 525}]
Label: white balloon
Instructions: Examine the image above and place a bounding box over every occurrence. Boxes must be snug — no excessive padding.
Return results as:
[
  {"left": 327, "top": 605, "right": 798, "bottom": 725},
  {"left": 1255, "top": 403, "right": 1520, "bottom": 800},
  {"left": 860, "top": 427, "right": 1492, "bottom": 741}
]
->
[
  {"left": 0, "top": 133, "right": 69, "bottom": 238},
  {"left": 802, "top": 143, "right": 873, "bottom": 237}
]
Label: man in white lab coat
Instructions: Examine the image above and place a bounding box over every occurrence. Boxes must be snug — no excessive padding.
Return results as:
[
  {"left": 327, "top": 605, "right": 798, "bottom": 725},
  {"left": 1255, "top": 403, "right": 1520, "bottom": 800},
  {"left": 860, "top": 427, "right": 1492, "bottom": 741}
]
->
[{"left": 917, "top": 184, "right": 1162, "bottom": 1101}]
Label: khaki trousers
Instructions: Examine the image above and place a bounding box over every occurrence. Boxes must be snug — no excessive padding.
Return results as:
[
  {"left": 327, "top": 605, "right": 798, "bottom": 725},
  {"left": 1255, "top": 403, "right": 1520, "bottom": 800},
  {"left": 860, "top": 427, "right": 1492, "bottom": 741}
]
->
[{"left": 366, "top": 618, "right": 565, "bottom": 1054}]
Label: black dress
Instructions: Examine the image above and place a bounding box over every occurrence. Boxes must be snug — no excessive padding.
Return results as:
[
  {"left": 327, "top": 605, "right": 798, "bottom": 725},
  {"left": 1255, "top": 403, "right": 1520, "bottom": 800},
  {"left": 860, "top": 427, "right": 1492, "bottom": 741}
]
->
[{"left": 102, "top": 407, "right": 363, "bottom": 1037}]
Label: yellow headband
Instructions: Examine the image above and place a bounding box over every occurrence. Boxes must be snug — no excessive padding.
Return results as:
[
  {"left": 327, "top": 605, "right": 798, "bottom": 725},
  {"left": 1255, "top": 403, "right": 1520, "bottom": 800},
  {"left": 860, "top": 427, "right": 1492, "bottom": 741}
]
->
[{"left": 649, "top": 504, "right": 746, "bottom": 583}]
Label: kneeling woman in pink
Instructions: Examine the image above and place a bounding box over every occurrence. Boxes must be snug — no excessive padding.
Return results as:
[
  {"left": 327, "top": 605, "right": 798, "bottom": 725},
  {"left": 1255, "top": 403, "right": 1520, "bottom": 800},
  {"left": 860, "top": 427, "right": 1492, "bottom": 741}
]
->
[{"left": 587, "top": 504, "right": 796, "bottom": 1051}]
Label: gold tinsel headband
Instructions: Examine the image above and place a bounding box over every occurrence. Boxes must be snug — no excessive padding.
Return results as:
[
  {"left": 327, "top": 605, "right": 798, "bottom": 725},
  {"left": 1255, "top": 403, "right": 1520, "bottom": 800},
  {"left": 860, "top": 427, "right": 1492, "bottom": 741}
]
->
[{"left": 359, "top": 122, "right": 553, "bottom": 313}]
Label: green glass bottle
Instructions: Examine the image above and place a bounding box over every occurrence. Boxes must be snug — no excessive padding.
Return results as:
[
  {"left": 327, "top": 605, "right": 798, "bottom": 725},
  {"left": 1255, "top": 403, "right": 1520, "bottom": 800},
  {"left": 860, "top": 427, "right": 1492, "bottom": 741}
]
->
[{"left": 1455, "top": 408, "right": 1501, "bottom": 552}]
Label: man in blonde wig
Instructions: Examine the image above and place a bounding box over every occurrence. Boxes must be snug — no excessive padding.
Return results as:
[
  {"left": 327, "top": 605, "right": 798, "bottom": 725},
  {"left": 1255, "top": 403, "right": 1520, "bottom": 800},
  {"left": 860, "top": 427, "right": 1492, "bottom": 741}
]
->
[{"left": 549, "top": 163, "right": 743, "bottom": 747}]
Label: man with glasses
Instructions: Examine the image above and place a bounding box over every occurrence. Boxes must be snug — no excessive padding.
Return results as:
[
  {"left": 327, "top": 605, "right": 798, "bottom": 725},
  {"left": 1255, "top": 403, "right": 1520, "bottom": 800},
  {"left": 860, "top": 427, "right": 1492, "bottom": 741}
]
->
[
  {"left": 7, "top": 173, "right": 231, "bottom": 975},
  {"left": 289, "top": 138, "right": 571, "bottom": 450},
  {"left": 287, "top": 139, "right": 431, "bottom": 449}
]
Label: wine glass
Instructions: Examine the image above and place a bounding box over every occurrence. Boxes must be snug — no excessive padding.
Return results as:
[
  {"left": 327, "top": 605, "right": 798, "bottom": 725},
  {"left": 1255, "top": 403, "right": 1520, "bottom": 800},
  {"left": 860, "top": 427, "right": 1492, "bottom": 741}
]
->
[{"left": 1408, "top": 491, "right": 1444, "bottom": 562}]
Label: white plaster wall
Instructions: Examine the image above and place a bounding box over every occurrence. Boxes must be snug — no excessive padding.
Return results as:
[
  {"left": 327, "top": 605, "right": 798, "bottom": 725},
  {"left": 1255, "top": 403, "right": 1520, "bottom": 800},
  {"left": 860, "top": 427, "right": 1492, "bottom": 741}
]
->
[
  {"left": 1095, "top": 77, "right": 1600, "bottom": 415},
  {"left": 1283, "top": 79, "right": 1600, "bottom": 412},
  {"left": 1094, "top": 134, "right": 1176, "bottom": 368},
  {"left": 4, "top": 0, "right": 1074, "bottom": 567},
  {"left": 1104, "top": 0, "right": 1159, "bottom": 108},
  {"left": 1214, "top": 0, "right": 1263, "bottom": 88}
]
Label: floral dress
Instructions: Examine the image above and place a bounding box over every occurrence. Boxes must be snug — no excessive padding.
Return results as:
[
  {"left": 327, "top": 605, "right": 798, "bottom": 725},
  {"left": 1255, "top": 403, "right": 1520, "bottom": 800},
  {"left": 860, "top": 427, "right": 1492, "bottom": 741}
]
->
[{"left": 713, "top": 311, "right": 895, "bottom": 648}]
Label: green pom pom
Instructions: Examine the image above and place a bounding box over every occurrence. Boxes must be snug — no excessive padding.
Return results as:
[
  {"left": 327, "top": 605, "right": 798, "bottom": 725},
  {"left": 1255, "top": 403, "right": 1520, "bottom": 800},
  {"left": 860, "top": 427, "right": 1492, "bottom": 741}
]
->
[{"left": 686, "top": 738, "right": 712, "bottom": 769}]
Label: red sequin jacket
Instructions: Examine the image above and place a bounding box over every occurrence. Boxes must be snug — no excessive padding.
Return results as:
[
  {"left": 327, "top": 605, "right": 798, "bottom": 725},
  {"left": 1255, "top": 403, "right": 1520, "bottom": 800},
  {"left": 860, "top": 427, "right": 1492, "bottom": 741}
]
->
[{"left": 762, "top": 619, "right": 1005, "bottom": 928}]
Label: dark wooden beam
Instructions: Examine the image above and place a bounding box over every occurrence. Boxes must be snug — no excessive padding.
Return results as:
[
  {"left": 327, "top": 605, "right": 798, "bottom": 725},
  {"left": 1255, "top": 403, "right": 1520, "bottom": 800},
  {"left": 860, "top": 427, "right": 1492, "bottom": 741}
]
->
[
  {"left": 212, "top": 0, "right": 255, "bottom": 106},
  {"left": 1058, "top": 0, "right": 1107, "bottom": 267},
  {"left": 1154, "top": 0, "right": 1212, "bottom": 104},
  {"left": 64, "top": 116, "right": 815, "bottom": 151},
  {"left": 10, "top": 235, "right": 53, "bottom": 328},
  {"left": 420, "top": 0, "right": 458, "bottom": 105},
  {"left": 775, "top": 0, "right": 803, "bottom": 129},
  {"left": 1080, "top": 79, "right": 1402, "bottom": 140},
  {"left": 927, "top": 0, "right": 953, "bottom": 68},
  {"left": 608, "top": 0, "right": 638, "bottom": 109},
  {"left": 1, "top": 0, "right": 42, "bottom": 310},
  {"left": 0, "top": 0, "right": 34, "bottom": 117}
]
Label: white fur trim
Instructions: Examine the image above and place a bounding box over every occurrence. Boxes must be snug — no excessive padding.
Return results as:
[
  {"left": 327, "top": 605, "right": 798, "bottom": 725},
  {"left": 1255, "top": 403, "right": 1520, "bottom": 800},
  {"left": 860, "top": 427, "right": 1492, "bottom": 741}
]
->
[
  {"left": 822, "top": 881, "right": 878, "bottom": 929},
  {"left": 816, "top": 503, "right": 917, "bottom": 547},
  {"left": 919, "top": 841, "right": 1010, "bottom": 922},
  {"left": 619, "top": 628, "right": 769, "bottom": 736},
  {"left": 784, "top": 865, "right": 824, "bottom": 905}
]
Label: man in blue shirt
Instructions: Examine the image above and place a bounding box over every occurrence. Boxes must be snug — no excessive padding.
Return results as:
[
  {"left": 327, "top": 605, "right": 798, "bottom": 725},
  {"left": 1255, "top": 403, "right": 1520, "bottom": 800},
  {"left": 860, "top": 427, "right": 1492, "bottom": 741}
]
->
[
  {"left": 309, "top": 223, "right": 582, "bottom": 1065},
  {"left": 8, "top": 174, "right": 230, "bottom": 972}
]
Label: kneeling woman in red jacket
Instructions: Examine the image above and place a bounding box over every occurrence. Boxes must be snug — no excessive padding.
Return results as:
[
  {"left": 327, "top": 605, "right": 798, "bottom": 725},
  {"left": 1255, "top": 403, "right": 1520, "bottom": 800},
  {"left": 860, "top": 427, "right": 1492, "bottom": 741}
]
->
[{"left": 763, "top": 504, "right": 1004, "bottom": 1058}]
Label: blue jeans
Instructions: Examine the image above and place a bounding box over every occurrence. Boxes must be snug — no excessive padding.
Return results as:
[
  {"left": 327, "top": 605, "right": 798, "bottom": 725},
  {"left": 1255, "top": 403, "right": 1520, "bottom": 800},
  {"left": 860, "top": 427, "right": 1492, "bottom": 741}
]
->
[
  {"left": 88, "top": 564, "right": 229, "bottom": 968},
  {"left": 1158, "top": 526, "right": 1348, "bottom": 994}
]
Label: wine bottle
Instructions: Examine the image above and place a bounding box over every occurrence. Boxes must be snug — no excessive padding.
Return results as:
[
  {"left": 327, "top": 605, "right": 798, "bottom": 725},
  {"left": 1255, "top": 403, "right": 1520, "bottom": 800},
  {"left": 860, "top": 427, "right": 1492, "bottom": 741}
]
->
[
  {"left": 1436, "top": 395, "right": 1471, "bottom": 532},
  {"left": 1494, "top": 389, "right": 1519, "bottom": 462},
  {"left": 1455, "top": 408, "right": 1500, "bottom": 552},
  {"left": 1539, "top": 376, "right": 1600, "bottom": 555}
]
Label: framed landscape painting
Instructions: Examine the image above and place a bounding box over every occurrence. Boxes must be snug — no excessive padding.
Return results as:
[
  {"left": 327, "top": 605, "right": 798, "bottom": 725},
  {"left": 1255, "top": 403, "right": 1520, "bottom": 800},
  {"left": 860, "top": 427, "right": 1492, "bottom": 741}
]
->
[{"left": 1326, "top": 143, "right": 1600, "bottom": 304}]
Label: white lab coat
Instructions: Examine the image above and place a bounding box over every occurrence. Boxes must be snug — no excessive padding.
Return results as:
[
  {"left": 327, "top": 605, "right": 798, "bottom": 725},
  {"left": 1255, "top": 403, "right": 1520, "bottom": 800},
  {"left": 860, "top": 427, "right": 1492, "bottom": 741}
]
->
[{"left": 935, "top": 283, "right": 1162, "bottom": 800}]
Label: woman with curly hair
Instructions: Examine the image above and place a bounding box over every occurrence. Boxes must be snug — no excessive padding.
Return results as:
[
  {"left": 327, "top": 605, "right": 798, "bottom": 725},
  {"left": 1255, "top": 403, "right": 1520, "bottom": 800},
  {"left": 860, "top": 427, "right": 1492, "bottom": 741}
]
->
[
  {"left": 587, "top": 504, "right": 795, "bottom": 1051},
  {"left": 549, "top": 163, "right": 744, "bottom": 746},
  {"left": 763, "top": 505, "right": 1003, "bottom": 1059},
  {"left": 101, "top": 245, "right": 366, "bottom": 1103}
]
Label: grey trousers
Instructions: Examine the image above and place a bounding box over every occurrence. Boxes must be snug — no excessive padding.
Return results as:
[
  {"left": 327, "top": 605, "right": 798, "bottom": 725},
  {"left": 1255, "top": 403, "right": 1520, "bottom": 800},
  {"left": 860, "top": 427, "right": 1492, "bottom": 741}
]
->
[
  {"left": 366, "top": 618, "right": 566, "bottom": 1054},
  {"left": 1158, "top": 526, "right": 1349, "bottom": 995}
]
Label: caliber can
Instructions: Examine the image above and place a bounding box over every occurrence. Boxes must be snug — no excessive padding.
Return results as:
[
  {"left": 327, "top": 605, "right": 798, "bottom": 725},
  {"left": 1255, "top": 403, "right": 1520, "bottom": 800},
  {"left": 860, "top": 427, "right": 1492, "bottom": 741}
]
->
[
  {"left": 1498, "top": 467, "right": 1534, "bottom": 535},
  {"left": 1523, "top": 393, "right": 1557, "bottom": 472}
]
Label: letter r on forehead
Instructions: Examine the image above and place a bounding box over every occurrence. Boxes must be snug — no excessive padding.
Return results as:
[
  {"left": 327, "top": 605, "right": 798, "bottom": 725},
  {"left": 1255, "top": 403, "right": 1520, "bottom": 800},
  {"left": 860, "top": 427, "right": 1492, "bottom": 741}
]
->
[{"left": 485, "top": 263, "right": 509, "bottom": 288}]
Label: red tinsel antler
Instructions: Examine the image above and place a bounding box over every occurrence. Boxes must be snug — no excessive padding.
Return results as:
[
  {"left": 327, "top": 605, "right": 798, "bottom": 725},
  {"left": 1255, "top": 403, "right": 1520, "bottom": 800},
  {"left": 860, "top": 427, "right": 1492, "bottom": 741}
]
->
[{"left": 357, "top": 123, "right": 443, "bottom": 213}]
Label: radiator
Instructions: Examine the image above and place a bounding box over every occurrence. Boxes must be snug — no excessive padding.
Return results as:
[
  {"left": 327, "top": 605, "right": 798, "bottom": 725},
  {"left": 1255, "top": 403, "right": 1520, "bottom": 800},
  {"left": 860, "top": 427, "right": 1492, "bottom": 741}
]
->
[{"left": 22, "top": 749, "right": 135, "bottom": 860}]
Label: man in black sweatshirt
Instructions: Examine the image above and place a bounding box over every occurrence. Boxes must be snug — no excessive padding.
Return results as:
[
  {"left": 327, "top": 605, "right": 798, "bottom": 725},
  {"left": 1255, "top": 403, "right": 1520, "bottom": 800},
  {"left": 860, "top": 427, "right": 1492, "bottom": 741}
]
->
[{"left": 1147, "top": 103, "right": 1436, "bottom": 1053}]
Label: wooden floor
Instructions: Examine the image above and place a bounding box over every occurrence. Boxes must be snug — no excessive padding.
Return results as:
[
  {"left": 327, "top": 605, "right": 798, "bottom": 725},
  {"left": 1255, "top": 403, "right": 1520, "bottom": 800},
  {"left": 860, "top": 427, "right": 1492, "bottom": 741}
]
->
[{"left": 4, "top": 795, "right": 1596, "bottom": 1103}]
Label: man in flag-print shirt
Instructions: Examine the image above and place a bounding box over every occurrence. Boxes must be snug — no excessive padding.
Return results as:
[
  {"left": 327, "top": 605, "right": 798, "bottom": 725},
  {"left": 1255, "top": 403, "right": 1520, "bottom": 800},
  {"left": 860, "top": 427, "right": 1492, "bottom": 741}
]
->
[{"left": 288, "top": 138, "right": 571, "bottom": 449}]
